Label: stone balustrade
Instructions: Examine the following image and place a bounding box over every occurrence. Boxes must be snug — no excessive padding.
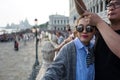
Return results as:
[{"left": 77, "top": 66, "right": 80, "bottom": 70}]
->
[{"left": 36, "top": 38, "right": 55, "bottom": 80}]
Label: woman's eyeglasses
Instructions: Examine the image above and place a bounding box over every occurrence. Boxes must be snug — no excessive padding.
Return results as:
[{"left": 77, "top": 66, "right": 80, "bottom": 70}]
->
[{"left": 76, "top": 25, "right": 95, "bottom": 33}]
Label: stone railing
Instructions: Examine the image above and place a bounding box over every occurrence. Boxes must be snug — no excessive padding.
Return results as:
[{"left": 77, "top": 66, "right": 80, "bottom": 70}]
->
[{"left": 36, "top": 37, "right": 56, "bottom": 80}]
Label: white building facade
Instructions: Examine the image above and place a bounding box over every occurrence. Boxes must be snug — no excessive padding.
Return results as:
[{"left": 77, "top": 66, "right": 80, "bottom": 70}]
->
[
  {"left": 69, "top": 0, "right": 110, "bottom": 29},
  {"left": 48, "top": 14, "right": 69, "bottom": 31},
  {"left": 69, "top": 0, "right": 79, "bottom": 30}
]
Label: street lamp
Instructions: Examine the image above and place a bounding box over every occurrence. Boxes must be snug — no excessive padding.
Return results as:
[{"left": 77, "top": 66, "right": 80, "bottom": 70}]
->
[{"left": 32, "top": 18, "right": 39, "bottom": 67}]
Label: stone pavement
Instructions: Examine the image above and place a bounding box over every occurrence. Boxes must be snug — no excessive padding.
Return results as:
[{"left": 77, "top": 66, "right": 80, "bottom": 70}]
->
[{"left": 0, "top": 40, "right": 42, "bottom": 80}]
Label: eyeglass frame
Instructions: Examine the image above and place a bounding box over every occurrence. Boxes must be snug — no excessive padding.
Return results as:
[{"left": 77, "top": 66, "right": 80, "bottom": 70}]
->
[
  {"left": 106, "top": 1, "right": 120, "bottom": 9},
  {"left": 76, "top": 24, "right": 95, "bottom": 33}
]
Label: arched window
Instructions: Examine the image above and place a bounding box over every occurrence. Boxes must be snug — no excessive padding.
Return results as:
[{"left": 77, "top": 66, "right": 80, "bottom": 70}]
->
[
  {"left": 97, "top": 4, "right": 99, "bottom": 13},
  {"left": 54, "top": 26, "right": 56, "bottom": 30},
  {"left": 100, "top": 1, "right": 103, "bottom": 11}
]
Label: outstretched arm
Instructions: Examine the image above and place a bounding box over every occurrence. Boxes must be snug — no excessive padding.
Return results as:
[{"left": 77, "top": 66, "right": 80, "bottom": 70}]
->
[
  {"left": 74, "top": 0, "right": 87, "bottom": 15},
  {"left": 83, "top": 11, "right": 120, "bottom": 58},
  {"left": 54, "top": 36, "right": 73, "bottom": 51}
]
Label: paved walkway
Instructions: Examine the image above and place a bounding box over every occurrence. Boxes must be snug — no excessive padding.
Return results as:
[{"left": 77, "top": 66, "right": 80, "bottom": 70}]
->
[{"left": 0, "top": 40, "right": 42, "bottom": 80}]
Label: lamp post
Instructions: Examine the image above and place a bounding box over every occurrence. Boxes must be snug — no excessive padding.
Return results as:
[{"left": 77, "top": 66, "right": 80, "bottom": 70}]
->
[{"left": 32, "top": 18, "right": 39, "bottom": 67}]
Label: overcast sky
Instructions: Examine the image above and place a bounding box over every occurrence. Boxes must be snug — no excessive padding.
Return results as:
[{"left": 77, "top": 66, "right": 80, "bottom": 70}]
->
[{"left": 0, "top": 0, "right": 69, "bottom": 27}]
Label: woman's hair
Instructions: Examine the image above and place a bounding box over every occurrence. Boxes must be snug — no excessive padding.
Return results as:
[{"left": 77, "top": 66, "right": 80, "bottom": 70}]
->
[
  {"left": 76, "top": 17, "right": 83, "bottom": 26},
  {"left": 74, "top": 17, "right": 83, "bottom": 30}
]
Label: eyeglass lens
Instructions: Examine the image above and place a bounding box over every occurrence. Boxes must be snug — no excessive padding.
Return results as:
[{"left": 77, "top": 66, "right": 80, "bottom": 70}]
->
[{"left": 76, "top": 25, "right": 94, "bottom": 33}]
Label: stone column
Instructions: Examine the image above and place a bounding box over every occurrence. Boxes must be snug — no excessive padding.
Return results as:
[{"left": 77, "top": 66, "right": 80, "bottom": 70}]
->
[
  {"left": 103, "top": 0, "right": 106, "bottom": 11},
  {"left": 36, "top": 41, "right": 55, "bottom": 80}
]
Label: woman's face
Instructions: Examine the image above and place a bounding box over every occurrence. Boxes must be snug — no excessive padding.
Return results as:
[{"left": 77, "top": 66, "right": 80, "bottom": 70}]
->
[{"left": 76, "top": 18, "right": 96, "bottom": 45}]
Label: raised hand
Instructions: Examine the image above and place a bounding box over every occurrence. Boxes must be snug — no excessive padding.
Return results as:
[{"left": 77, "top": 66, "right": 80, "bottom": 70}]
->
[{"left": 74, "top": 0, "right": 87, "bottom": 15}]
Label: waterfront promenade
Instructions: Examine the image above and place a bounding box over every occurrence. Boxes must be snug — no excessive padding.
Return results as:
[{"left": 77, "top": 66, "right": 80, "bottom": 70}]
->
[{"left": 0, "top": 40, "right": 42, "bottom": 80}]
